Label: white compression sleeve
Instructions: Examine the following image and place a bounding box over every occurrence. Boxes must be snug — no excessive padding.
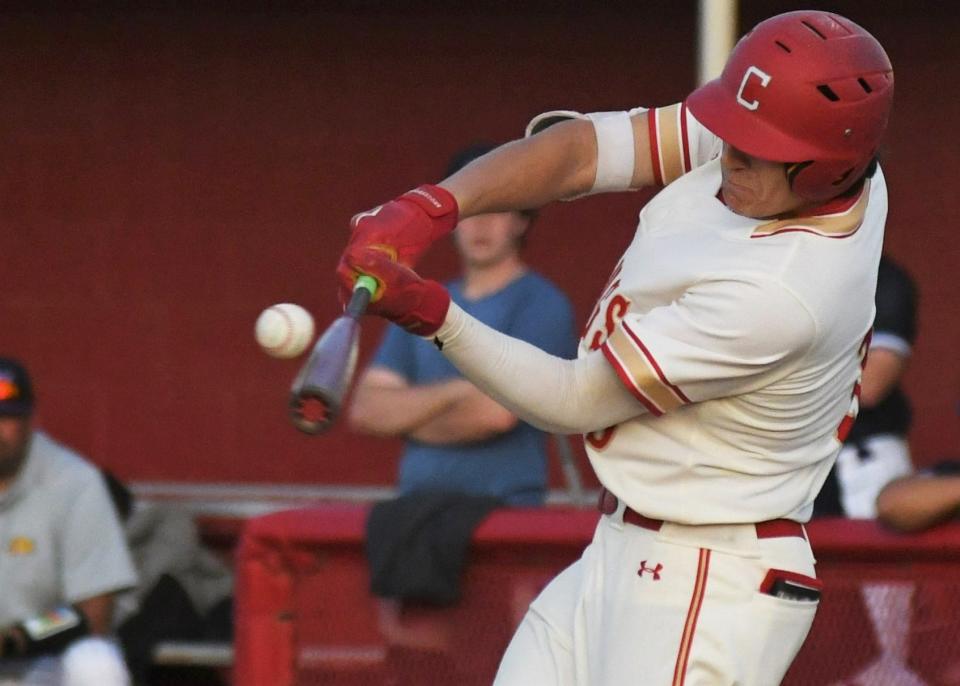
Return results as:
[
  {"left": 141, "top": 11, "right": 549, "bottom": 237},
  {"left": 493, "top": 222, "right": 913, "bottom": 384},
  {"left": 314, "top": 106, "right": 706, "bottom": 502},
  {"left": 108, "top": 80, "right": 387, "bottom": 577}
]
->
[{"left": 429, "top": 303, "right": 645, "bottom": 434}]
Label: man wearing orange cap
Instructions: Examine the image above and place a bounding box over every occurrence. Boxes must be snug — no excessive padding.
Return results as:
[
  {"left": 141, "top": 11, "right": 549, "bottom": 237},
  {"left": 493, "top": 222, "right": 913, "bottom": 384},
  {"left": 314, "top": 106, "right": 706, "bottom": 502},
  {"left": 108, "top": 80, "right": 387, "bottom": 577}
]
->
[{"left": 0, "top": 358, "right": 136, "bottom": 680}]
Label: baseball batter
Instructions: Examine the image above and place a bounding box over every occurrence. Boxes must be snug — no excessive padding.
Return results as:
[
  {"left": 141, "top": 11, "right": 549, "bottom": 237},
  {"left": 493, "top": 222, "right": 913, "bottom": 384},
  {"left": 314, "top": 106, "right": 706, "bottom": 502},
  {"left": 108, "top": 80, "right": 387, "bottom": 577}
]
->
[{"left": 337, "top": 11, "right": 894, "bottom": 685}]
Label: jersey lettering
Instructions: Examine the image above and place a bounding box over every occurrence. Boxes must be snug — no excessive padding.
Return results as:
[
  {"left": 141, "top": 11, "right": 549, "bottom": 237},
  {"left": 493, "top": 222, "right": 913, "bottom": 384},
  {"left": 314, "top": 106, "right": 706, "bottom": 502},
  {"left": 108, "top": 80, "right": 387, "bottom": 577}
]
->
[
  {"left": 585, "top": 292, "right": 632, "bottom": 450},
  {"left": 836, "top": 330, "right": 872, "bottom": 442},
  {"left": 583, "top": 261, "right": 624, "bottom": 338}
]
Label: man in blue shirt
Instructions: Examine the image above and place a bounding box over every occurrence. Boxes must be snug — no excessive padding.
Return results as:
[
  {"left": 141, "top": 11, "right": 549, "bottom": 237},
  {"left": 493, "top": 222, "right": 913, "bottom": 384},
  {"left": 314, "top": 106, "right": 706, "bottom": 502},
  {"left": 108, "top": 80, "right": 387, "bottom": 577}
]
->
[{"left": 348, "top": 145, "right": 576, "bottom": 506}]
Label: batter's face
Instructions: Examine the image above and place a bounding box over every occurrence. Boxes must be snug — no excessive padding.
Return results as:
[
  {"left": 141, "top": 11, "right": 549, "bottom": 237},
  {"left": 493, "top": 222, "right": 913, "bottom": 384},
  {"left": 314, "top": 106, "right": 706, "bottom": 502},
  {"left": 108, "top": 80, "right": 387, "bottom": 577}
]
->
[
  {"left": 720, "top": 144, "right": 809, "bottom": 219},
  {"left": 454, "top": 211, "right": 528, "bottom": 269},
  {"left": 0, "top": 416, "right": 30, "bottom": 481}
]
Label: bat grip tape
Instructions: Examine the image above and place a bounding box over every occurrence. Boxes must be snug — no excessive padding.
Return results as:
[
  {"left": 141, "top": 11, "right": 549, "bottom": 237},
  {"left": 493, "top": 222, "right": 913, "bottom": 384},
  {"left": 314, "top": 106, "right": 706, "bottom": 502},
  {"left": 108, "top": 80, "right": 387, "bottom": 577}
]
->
[{"left": 347, "top": 275, "right": 377, "bottom": 317}]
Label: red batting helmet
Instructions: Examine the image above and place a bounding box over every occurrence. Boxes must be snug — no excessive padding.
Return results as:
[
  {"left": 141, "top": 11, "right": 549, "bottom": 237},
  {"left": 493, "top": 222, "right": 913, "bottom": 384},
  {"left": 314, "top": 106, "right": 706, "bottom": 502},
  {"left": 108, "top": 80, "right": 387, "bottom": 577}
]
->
[{"left": 687, "top": 11, "right": 893, "bottom": 202}]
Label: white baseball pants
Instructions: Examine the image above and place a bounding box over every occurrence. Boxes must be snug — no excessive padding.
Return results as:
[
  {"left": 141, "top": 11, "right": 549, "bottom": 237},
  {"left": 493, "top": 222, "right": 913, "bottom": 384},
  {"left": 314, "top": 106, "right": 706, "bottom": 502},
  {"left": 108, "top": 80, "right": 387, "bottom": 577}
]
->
[{"left": 494, "top": 504, "right": 819, "bottom": 685}]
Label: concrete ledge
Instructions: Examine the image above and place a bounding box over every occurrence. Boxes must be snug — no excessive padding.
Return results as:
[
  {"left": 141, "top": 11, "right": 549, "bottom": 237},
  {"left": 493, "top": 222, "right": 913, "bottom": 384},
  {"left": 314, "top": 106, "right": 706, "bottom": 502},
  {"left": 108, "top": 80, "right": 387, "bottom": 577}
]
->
[
  {"left": 151, "top": 640, "right": 233, "bottom": 667},
  {"left": 132, "top": 481, "right": 599, "bottom": 519}
]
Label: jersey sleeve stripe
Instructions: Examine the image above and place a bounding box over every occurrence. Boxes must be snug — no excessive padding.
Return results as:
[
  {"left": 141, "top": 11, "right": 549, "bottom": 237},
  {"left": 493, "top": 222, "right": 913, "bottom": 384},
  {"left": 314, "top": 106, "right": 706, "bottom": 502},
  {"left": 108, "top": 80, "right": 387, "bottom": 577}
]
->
[
  {"left": 679, "top": 101, "right": 692, "bottom": 173},
  {"left": 604, "top": 325, "right": 689, "bottom": 414},
  {"left": 621, "top": 321, "right": 692, "bottom": 404},
  {"left": 601, "top": 342, "right": 664, "bottom": 416},
  {"left": 647, "top": 110, "right": 664, "bottom": 187},
  {"left": 656, "top": 104, "right": 685, "bottom": 185}
]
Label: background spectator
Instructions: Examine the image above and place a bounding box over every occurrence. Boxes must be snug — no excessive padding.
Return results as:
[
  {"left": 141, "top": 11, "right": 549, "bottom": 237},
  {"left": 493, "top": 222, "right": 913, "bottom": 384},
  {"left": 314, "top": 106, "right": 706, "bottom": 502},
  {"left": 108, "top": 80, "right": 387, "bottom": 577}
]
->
[
  {"left": 102, "top": 470, "right": 233, "bottom": 684},
  {"left": 0, "top": 357, "right": 136, "bottom": 681},
  {"left": 348, "top": 143, "right": 577, "bottom": 506},
  {"left": 814, "top": 255, "right": 919, "bottom": 519},
  {"left": 348, "top": 145, "right": 576, "bottom": 684},
  {"left": 811, "top": 257, "right": 923, "bottom": 686},
  {"left": 877, "top": 459, "right": 960, "bottom": 532}
]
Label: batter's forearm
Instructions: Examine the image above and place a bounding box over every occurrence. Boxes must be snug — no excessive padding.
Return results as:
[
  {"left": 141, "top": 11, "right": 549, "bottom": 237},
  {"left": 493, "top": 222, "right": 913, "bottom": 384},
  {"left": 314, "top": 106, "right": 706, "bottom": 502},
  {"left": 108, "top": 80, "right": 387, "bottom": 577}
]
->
[
  {"left": 441, "top": 119, "right": 597, "bottom": 218},
  {"left": 432, "top": 304, "right": 642, "bottom": 434}
]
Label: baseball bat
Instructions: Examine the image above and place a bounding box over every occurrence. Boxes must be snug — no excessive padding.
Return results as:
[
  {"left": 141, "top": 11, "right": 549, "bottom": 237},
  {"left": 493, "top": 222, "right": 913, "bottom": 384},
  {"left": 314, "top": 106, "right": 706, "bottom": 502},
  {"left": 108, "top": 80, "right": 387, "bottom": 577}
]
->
[{"left": 288, "top": 275, "right": 378, "bottom": 434}]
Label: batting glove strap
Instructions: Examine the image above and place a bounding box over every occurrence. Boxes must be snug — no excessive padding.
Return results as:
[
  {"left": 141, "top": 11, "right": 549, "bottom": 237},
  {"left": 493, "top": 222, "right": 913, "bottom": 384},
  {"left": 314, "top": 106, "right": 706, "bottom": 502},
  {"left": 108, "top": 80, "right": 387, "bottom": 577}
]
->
[
  {"left": 399, "top": 184, "right": 459, "bottom": 228},
  {"left": 348, "top": 184, "right": 459, "bottom": 267}
]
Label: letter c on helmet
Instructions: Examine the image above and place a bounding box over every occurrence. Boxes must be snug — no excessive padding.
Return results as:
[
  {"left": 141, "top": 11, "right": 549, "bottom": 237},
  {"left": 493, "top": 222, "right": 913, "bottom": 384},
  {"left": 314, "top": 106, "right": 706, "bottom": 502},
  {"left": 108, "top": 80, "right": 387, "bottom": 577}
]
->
[{"left": 736, "top": 66, "right": 771, "bottom": 111}]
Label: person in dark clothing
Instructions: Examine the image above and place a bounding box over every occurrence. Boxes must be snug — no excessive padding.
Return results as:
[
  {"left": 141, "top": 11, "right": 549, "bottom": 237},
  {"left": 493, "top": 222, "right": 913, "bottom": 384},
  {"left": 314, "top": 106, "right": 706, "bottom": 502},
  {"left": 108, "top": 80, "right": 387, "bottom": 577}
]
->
[
  {"left": 814, "top": 256, "right": 919, "bottom": 519},
  {"left": 812, "top": 256, "right": 923, "bottom": 686},
  {"left": 101, "top": 470, "right": 233, "bottom": 684}
]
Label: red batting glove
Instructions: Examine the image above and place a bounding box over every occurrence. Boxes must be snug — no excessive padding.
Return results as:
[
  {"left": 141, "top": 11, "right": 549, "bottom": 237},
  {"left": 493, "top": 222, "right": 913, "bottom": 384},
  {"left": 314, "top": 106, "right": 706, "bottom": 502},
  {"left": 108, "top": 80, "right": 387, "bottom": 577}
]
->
[
  {"left": 347, "top": 184, "right": 459, "bottom": 267},
  {"left": 337, "top": 247, "right": 451, "bottom": 337}
]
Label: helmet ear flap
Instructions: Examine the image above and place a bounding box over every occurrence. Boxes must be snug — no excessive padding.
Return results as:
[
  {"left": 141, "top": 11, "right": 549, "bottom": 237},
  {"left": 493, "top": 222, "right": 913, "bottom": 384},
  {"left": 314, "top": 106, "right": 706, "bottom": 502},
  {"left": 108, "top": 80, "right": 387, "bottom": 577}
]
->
[
  {"left": 790, "top": 159, "right": 869, "bottom": 202},
  {"left": 785, "top": 161, "right": 812, "bottom": 188}
]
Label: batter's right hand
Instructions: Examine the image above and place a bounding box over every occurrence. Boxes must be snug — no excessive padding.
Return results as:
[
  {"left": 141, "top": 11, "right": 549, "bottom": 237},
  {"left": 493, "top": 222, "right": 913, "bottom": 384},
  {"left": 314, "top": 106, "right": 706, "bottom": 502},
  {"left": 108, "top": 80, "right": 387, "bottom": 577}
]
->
[
  {"left": 346, "top": 184, "right": 459, "bottom": 267},
  {"left": 337, "top": 246, "right": 451, "bottom": 337}
]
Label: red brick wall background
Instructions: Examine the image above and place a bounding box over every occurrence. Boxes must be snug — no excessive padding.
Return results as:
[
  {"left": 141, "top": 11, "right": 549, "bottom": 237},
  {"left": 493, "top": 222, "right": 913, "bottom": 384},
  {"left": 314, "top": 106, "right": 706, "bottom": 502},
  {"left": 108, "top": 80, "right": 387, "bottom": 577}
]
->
[{"left": 0, "top": 1, "right": 956, "bottom": 485}]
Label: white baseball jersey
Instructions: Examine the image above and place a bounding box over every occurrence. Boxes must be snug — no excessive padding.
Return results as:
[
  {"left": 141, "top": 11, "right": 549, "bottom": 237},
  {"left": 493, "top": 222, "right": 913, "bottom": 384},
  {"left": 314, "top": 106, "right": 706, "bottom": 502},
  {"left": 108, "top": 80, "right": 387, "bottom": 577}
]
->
[{"left": 584, "top": 102, "right": 886, "bottom": 524}]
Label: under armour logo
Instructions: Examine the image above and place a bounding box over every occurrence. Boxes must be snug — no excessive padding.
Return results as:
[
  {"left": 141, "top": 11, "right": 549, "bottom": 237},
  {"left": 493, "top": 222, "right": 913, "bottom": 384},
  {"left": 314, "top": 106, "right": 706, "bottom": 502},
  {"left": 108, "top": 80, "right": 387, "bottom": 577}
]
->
[
  {"left": 638, "top": 561, "right": 663, "bottom": 580},
  {"left": 736, "top": 66, "right": 772, "bottom": 111},
  {"left": 352, "top": 205, "right": 383, "bottom": 227}
]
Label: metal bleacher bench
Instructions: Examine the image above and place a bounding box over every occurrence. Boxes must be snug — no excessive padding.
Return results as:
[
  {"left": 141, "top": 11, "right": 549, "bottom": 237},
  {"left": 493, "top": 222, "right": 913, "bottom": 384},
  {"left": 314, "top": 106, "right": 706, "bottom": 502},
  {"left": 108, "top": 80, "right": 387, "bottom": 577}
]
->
[{"left": 134, "top": 435, "right": 595, "bottom": 669}]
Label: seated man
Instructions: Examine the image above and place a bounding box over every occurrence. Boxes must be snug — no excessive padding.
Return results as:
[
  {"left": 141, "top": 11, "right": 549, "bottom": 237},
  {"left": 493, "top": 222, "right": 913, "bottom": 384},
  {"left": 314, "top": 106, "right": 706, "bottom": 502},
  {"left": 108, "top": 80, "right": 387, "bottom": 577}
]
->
[
  {"left": 348, "top": 146, "right": 576, "bottom": 683},
  {"left": 101, "top": 470, "right": 233, "bottom": 683},
  {"left": 0, "top": 357, "right": 137, "bottom": 681},
  {"left": 877, "top": 456, "right": 960, "bottom": 684},
  {"left": 348, "top": 144, "right": 577, "bottom": 506}
]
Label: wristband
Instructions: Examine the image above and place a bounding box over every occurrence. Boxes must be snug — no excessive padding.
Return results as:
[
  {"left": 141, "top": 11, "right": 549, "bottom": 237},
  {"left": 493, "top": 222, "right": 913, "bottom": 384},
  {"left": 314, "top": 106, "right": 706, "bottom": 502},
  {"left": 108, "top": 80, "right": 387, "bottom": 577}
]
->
[{"left": 399, "top": 184, "right": 459, "bottom": 229}]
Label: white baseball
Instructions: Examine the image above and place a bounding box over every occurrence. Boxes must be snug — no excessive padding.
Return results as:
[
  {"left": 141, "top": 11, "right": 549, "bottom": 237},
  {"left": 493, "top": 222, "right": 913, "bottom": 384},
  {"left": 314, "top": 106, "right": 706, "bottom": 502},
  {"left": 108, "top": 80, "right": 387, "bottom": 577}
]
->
[{"left": 255, "top": 303, "right": 315, "bottom": 359}]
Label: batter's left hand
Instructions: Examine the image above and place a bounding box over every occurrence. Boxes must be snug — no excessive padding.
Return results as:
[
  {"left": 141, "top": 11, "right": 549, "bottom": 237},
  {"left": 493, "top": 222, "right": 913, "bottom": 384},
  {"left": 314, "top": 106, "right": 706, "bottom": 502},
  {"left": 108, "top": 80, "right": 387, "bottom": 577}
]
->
[
  {"left": 337, "top": 247, "right": 451, "bottom": 337},
  {"left": 346, "top": 184, "right": 459, "bottom": 267}
]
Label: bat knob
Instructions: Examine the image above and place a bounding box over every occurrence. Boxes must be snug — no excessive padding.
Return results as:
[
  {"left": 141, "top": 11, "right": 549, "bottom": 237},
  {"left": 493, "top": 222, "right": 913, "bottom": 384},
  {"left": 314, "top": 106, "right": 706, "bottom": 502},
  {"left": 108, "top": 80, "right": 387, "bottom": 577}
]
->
[{"left": 289, "top": 392, "right": 337, "bottom": 435}]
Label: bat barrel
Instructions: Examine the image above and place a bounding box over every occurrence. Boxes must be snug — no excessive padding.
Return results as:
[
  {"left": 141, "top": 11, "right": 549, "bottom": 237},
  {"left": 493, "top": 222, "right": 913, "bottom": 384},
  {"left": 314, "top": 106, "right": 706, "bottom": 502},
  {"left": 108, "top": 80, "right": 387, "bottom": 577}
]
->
[
  {"left": 287, "top": 275, "right": 374, "bottom": 435},
  {"left": 288, "top": 314, "right": 361, "bottom": 435},
  {"left": 289, "top": 388, "right": 338, "bottom": 434}
]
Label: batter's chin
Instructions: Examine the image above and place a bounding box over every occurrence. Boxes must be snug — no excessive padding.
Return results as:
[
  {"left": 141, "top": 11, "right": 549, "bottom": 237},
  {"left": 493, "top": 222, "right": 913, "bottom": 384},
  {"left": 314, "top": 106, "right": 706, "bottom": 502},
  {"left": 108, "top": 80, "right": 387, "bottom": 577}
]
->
[{"left": 721, "top": 181, "right": 751, "bottom": 216}]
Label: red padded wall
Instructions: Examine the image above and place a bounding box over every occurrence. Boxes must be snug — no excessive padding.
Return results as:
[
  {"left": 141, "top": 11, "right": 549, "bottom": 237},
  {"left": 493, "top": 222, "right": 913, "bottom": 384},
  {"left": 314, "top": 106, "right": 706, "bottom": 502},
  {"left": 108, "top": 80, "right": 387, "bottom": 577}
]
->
[
  {"left": 233, "top": 507, "right": 960, "bottom": 685},
  {"left": 0, "top": 2, "right": 956, "bottom": 484}
]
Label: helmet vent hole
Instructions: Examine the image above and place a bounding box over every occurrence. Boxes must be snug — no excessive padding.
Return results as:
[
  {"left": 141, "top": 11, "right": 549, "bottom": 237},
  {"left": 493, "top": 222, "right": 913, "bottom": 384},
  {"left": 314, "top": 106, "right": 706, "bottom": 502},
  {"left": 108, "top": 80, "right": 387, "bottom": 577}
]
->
[
  {"left": 817, "top": 85, "right": 840, "bottom": 102},
  {"left": 775, "top": 40, "right": 792, "bottom": 53},
  {"left": 857, "top": 77, "right": 873, "bottom": 93},
  {"left": 801, "top": 21, "right": 828, "bottom": 40}
]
